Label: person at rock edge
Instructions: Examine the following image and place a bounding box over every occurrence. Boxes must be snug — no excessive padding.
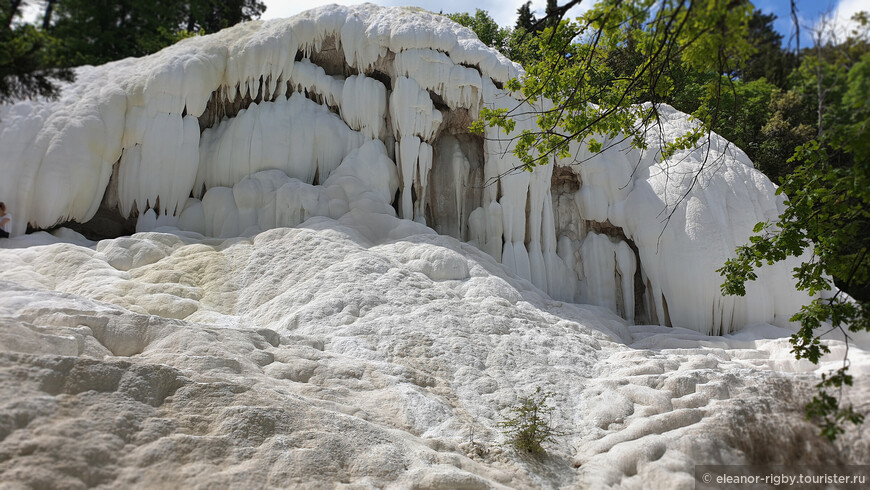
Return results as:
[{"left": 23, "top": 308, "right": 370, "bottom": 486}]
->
[{"left": 0, "top": 202, "right": 11, "bottom": 238}]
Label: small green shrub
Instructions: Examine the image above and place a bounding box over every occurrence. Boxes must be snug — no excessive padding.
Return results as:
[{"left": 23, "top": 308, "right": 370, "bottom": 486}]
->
[{"left": 498, "top": 387, "right": 562, "bottom": 455}]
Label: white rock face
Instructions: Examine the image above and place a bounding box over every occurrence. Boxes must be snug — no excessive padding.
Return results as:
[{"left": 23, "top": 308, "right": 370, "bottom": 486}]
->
[
  {"left": 0, "top": 4, "right": 807, "bottom": 333},
  {"left": 1, "top": 5, "right": 867, "bottom": 487},
  {"left": 0, "top": 222, "right": 868, "bottom": 488}
]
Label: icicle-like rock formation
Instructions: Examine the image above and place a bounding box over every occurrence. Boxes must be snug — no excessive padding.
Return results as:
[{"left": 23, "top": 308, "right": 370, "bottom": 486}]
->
[{"left": 0, "top": 4, "right": 807, "bottom": 334}]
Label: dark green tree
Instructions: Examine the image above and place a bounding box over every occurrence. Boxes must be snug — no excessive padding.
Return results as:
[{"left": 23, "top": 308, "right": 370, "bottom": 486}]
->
[
  {"left": 545, "top": 0, "right": 560, "bottom": 29},
  {"left": 754, "top": 89, "right": 816, "bottom": 181},
  {"left": 184, "top": 0, "right": 266, "bottom": 34},
  {"left": 708, "top": 78, "right": 780, "bottom": 161},
  {"left": 447, "top": 9, "right": 510, "bottom": 52},
  {"left": 50, "top": 0, "right": 188, "bottom": 66},
  {"left": 0, "top": 0, "right": 72, "bottom": 103},
  {"left": 515, "top": 1, "right": 535, "bottom": 32},
  {"left": 720, "top": 12, "right": 870, "bottom": 440},
  {"left": 49, "top": 0, "right": 266, "bottom": 67},
  {"left": 737, "top": 11, "right": 796, "bottom": 89}
]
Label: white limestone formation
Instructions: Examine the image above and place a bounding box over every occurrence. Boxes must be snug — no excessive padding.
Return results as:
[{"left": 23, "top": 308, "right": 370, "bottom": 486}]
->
[
  {"left": 0, "top": 5, "right": 868, "bottom": 489},
  {"left": 0, "top": 4, "right": 809, "bottom": 334}
]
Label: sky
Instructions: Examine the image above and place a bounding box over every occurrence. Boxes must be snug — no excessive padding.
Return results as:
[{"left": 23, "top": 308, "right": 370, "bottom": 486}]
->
[
  {"left": 755, "top": 0, "right": 867, "bottom": 48},
  {"left": 263, "top": 0, "right": 867, "bottom": 47}
]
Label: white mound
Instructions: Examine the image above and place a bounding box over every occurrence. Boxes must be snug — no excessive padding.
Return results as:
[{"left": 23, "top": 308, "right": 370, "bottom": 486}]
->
[
  {"left": 0, "top": 4, "right": 811, "bottom": 333},
  {"left": 0, "top": 218, "right": 867, "bottom": 488},
  {"left": 0, "top": 4, "right": 868, "bottom": 488}
]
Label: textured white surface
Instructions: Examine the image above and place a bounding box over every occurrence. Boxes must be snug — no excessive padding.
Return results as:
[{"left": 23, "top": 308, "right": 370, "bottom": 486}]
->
[
  {"left": 568, "top": 106, "right": 812, "bottom": 334},
  {"left": 1, "top": 7, "right": 867, "bottom": 486},
  {"left": 0, "top": 223, "right": 867, "bottom": 488},
  {"left": 0, "top": 3, "right": 811, "bottom": 333}
]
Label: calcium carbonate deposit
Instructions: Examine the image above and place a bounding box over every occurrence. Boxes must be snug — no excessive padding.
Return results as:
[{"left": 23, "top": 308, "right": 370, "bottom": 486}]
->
[{"left": 0, "top": 4, "right": 868, "bottom": 489}]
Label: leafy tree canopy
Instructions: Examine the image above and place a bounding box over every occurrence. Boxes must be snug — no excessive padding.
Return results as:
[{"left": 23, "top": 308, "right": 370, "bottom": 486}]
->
[
  {"left": 0, "top": 0, "right": 265, "bottom": 102},
  {"left": 474, "top": 0, "right": 755, "bottom": 170},
  {"left": 48, "top": 0, "right": 266, "bottom": 67},
  {"left": 720, "top": 12, "right": 869, "bottom": 439},
  {"left": 0, "top": 0, "right": 72, "bottom": 103},
  {"left": 447, "top": 9, "right": 510, "bottom": 53},
  {"left": 516, "top": 1, "right": 536, "bottom": 32}
]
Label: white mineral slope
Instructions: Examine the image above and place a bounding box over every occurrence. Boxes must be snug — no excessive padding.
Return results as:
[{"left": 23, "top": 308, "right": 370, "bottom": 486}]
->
[
  {"left": 0, "top": 5, "right": 867, "bottom": 485},
  {"left": 0, "top": 3, "right": 813, "bottom": 333},
  {"left": 560, "top": 105, "right": 812, "bottom": 335},
  {"left": 0, "top": 220, "right": 868, "bottom": 489}
]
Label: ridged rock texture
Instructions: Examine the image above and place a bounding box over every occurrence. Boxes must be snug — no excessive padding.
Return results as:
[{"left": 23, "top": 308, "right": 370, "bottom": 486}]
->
[{"left": 0, "top": 4, "right": 867, "bottom": 489}]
